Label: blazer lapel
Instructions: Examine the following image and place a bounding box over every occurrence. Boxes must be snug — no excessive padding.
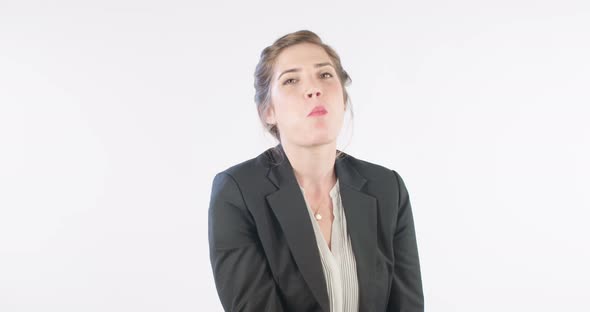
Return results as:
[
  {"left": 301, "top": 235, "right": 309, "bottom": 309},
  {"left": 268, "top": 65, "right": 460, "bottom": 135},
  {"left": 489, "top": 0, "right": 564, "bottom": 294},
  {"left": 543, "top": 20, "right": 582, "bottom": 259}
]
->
[
  {"left": 335, "top": 155, "right": 378, "bottom": 311},
  {"left": 265, "top": 145, "right": 330, "bottom": 312},
  {"left": 264, "top": 144, "right": 377, "bottom": 312}
]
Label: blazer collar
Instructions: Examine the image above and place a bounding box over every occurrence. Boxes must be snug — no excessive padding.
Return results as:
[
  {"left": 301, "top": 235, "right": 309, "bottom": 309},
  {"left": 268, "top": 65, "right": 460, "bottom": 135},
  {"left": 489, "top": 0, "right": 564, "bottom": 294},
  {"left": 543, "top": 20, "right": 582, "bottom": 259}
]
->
[{"left": 264, "top": 143, "right": 378, "bottom": 312}]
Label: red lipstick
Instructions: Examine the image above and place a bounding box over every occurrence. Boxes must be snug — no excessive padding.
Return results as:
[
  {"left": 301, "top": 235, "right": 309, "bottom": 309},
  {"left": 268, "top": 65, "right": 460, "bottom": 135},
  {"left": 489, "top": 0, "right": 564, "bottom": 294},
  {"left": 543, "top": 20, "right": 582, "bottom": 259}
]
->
[{"left": 308, "top": 105, "right": 328, "bottom": 117}]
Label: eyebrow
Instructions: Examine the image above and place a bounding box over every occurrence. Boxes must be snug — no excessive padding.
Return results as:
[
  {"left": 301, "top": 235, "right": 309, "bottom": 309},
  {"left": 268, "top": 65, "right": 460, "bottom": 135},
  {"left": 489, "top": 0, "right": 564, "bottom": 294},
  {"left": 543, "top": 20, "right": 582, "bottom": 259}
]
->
[{"left": 277, "top": 62, "right": 334, "bottom": 81}]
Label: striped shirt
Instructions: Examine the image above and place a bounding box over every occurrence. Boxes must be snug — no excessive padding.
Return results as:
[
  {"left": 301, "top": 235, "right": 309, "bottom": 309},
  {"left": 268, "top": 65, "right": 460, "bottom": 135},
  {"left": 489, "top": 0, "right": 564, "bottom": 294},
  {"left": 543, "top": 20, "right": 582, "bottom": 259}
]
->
[{"left": 299, "top": 178, "right": 360, "bottom": 312}]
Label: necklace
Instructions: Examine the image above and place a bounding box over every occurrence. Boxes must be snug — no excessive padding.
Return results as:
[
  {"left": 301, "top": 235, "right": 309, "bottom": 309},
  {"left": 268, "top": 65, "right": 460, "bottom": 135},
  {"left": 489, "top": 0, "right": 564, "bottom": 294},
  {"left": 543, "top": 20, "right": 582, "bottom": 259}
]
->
[
  {"left": 313, "top": 205, "right": 323, "bottom": 221},
  {"left": 300, "top": 185, "right": 332, "bottom": 221},
  {"left": 311, "top": 197, "right": 330, "bottom": 221}
]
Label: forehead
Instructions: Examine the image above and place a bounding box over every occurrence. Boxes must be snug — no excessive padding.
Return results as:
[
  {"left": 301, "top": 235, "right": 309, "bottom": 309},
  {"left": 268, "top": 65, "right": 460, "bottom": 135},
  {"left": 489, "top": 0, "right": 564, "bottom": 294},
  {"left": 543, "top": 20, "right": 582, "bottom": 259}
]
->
[{"left": 274, "top": 43, "right": 332, "bottom": 72}]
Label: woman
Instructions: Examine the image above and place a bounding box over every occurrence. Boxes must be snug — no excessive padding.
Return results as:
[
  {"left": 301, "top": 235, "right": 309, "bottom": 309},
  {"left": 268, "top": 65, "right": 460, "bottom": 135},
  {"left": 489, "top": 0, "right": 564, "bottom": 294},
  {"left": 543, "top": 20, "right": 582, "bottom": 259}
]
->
[{"left": 208, "top": 30, "right": 424, "bottom": 312}]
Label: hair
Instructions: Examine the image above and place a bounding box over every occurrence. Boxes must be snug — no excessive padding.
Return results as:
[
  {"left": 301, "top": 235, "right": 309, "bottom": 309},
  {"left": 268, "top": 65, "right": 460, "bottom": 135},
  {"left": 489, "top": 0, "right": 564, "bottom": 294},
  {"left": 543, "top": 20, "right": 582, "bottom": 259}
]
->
[{"left": 254, "top": 30, "right": 354, "bottom": 164}]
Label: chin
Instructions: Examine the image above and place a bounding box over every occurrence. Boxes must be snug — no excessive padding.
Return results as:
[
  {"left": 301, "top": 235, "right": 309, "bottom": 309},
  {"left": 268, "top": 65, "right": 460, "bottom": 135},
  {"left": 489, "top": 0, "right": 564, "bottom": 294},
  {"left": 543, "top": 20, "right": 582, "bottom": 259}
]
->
[
  {"left": 307, "top": 134, "right": 338, "bottom": 146},
  {"left": 288, "top": 126, "right": 339, "bottom": 146}
]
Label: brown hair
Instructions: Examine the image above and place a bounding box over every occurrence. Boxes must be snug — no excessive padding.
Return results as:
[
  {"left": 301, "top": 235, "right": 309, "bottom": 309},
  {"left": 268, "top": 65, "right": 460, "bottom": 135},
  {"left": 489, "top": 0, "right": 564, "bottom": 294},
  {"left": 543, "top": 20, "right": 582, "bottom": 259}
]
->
[{"left": 254, "top": 30, "right": 353, "bottom": 162}]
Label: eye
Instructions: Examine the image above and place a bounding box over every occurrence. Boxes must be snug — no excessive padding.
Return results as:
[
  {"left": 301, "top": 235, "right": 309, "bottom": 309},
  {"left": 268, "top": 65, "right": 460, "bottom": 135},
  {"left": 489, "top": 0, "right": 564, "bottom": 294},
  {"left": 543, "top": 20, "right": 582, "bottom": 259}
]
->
[
  {"left": 283, "top": 78, "right": 297, "bottom": 85},
  {"left": 320, "top": 72, "right": 333, "bottom": 79}
]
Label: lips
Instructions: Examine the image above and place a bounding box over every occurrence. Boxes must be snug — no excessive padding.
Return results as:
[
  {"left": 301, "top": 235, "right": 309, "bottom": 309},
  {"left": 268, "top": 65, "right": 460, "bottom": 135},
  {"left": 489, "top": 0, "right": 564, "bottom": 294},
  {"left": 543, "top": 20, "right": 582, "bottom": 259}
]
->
[{"left": 308, "top": 105, "right": 328, "bottom": 117}]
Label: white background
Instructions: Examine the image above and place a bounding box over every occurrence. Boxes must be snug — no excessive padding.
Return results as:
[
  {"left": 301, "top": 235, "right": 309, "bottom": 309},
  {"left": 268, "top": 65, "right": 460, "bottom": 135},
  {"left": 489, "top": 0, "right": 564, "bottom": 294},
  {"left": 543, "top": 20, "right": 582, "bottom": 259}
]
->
[{"left": 1, "top": 0, "right": 589, "bottom": 311}]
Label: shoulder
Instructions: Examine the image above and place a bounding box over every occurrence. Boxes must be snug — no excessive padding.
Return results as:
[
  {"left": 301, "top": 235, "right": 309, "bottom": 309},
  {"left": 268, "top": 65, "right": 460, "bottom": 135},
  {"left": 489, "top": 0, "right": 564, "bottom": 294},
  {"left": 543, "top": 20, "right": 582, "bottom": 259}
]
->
[
  {"left": 339, "top": 152, "right": 406, "bottom": 187},
  {"left": 212, "top": 147, "right": 408, "bottom": 192},
  {"left": 211, "top": 147, "right": 277, "bottom": 188}
]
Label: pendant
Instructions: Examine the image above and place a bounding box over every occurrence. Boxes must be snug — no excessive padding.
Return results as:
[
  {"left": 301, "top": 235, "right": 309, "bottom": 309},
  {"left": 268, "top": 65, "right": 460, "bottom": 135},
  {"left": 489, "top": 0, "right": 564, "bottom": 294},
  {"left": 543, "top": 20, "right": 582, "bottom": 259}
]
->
[{"left": 315, "top": 213, "right": 322, "bottom": 220}]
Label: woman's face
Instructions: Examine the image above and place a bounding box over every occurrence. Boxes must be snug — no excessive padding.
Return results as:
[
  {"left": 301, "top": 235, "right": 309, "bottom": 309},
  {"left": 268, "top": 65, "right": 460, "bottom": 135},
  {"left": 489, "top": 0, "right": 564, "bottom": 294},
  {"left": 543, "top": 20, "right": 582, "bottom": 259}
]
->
[{"left": 266, "top": 43, "right": 345, "bottom": 148}]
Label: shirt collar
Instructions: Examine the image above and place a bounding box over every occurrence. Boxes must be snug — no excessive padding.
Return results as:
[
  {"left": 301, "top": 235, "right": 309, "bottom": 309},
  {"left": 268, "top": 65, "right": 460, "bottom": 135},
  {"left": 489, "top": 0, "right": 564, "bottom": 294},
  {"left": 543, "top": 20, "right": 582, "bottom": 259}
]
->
[{"left": 299, "top": 178, "right": 340, "bottom": 199}]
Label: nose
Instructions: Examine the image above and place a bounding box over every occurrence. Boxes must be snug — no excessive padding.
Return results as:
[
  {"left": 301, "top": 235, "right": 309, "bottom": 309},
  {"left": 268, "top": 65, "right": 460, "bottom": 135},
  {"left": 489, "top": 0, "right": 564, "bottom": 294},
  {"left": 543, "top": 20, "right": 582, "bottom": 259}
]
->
[{"left": 305, "top": 88, "right": 322, "bottom": 99}]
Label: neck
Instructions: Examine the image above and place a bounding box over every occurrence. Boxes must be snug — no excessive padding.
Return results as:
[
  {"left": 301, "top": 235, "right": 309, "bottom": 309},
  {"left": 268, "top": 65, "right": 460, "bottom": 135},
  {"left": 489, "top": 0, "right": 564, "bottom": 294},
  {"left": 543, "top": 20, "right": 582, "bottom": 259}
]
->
[{"left": 281, "top": 140, "right": 337, "bottom": 195}]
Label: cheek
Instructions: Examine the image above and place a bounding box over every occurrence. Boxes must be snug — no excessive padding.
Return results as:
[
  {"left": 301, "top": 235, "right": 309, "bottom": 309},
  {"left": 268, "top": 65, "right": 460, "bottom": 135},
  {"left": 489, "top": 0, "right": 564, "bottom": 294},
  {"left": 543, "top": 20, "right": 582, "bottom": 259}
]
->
[
  {"left": 323, "top": 81, "right": 343, "bottom": 98},
  {"left": 273, "top": 87, "right": 301, "bottom": 110},
  {"left": 331, "top": 82, "right": 344, "bottom": 96},
  {"left": 271, "top": 85, "right": 298, "bottom": 106},
  {"left": 271, "top": 98, "right": 302, "bottom": 127}
]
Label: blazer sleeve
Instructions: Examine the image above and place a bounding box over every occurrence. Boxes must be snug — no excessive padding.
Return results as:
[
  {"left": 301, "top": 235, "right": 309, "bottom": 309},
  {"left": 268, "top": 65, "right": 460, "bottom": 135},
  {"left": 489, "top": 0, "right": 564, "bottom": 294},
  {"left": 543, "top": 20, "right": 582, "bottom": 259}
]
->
[
  {"left": 388, "top": 170, "right": 425, "bottom": 312},
  {"left": 208, "top": 172, "right": 286, "bottom": 312}
]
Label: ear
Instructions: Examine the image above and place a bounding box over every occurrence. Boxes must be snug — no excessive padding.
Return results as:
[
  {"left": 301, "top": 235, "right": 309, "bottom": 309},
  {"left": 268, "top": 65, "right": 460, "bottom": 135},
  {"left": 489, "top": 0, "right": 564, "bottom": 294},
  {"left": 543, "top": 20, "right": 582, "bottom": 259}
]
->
[{"left": 264, "top": 105, "right": 276, "bottom": 125}]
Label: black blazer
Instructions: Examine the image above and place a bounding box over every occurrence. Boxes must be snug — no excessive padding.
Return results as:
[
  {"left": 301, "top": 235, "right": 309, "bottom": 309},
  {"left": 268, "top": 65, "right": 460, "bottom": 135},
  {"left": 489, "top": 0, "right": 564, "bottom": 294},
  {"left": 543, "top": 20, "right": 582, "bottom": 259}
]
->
[{"left": 208, "top": 144, "right": 423, "bottom": 312}]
